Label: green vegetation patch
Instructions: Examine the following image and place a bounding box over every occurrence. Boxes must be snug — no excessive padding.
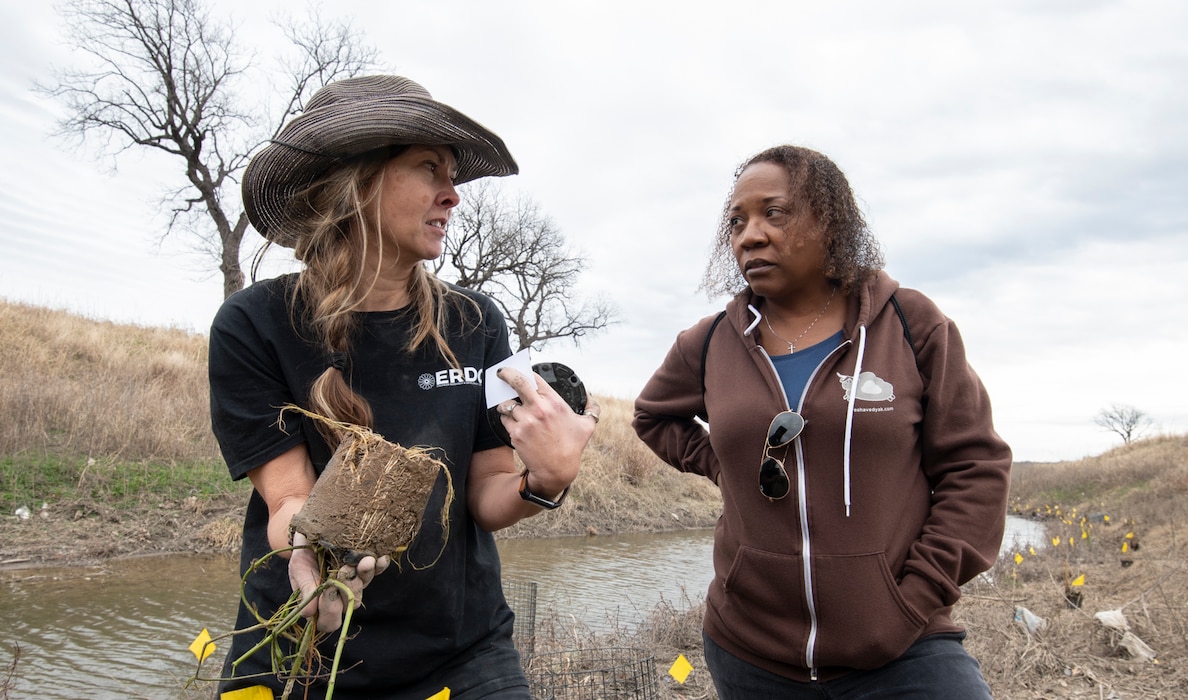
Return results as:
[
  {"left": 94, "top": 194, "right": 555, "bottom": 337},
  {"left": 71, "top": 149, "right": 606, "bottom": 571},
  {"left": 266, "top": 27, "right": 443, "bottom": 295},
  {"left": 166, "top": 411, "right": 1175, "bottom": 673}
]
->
[
  {"left": 1, "top": 454, "right": 81, "bottom": 511},
  {"left": 1, "top": 454, "right": 240, "bottom": 512}
]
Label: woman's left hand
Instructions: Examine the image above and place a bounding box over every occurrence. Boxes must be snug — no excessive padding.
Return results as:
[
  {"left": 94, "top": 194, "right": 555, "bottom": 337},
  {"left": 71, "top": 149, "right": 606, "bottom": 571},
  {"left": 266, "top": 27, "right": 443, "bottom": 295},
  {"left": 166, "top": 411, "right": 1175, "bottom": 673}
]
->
[{"left": 495, "top": 366, "right": 599, "bottom": 496}]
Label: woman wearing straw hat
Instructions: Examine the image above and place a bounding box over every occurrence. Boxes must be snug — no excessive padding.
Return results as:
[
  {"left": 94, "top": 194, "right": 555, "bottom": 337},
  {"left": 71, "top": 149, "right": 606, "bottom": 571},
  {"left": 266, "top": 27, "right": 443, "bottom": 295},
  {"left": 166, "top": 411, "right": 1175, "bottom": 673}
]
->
[
  {"left": 634, "top": 145, "right": 1011, "bottom": 698},
  {"left": 208, "top": 75, "right": 597, "bottom": 699}
]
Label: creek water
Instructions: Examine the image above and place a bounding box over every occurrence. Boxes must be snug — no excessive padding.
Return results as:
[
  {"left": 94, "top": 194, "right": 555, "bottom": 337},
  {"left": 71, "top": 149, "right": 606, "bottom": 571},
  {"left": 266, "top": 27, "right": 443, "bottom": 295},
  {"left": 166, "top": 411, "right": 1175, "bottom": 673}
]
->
[{"left": 1, "top": 517, "right": 1044, "bottom": 699}]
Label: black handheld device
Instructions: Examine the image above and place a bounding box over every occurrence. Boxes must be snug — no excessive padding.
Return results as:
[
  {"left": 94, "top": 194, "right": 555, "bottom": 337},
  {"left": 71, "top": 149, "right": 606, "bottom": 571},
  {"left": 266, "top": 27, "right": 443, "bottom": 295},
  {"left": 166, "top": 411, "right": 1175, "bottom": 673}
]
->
[{"left": 487, "top": 361, "right": 588, "bottom": 447}]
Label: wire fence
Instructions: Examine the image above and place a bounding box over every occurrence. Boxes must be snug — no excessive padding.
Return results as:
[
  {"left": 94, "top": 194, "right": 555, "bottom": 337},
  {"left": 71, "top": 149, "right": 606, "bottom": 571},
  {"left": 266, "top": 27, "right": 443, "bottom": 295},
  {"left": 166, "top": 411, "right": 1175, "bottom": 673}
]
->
[
  {"left": 503, "top": 577, "right": 539, "bottom": 658},
  {"left": 504, "top": 578, "right": 660, "bottom": 699},
  {"left": 522, "top": 646, "right": 660, "bottom": 700}
]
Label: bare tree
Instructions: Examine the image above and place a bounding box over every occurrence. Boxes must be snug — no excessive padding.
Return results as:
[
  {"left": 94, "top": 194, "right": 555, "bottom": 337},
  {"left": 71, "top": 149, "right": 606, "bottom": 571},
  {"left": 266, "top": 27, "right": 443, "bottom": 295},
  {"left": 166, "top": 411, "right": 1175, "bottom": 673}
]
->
[
  {"left": 37, "top": 0, "right": 377, "bottom": 299},
  {"left": 1094, "top": 404, "right": 1152, "bottom": 445},
  {"left": 436, "top": 181, "right": 617, "bottom": 350}
]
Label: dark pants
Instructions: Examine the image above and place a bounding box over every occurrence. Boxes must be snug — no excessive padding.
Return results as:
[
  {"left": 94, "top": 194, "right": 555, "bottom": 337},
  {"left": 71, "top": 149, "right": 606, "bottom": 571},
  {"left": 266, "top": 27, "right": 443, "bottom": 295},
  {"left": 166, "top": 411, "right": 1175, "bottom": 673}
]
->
[
  {"left": 703, "top": 631, "right": 993, "bottom": 699},
  {"left": 217, "top": 636, "right": 530, "bottom": 699},
  {"left": 405, "top": 638, "right": 531, "bottom": 700}
]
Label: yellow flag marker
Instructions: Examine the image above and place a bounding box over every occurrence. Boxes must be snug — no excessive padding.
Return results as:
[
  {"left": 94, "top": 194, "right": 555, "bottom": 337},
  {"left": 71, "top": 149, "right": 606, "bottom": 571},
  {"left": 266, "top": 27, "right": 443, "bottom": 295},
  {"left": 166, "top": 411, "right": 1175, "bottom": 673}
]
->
[
  {"left": 190, "top": 628, "right": 215, "bottom": 662},
  {"left": 1125, "top": 531, "right": 1135, "bottom": 539},
  {"left": 1028, "top": 545, "right": 1036, "bottom": 556},
  {"left": 426, "top": 688, "right": 451, "bottom": 700},
  {"left": 1052, "top": 536, "right": 1061, "bottom": 547},
  {"left": 669, "top": 654, "right": 694, "bottom": 684},
  {"left": 1014, "top": 552, "right": 1024, "bottom": 565},
  {"left": 1070, "top": 574, "right": 1085, "bottom": 587},
  {"left": 1122, "top": 541, "right": 1129, "bottom": 553},
  {"left": 220, "top": 686, "right": 273, "bottom": 700}
]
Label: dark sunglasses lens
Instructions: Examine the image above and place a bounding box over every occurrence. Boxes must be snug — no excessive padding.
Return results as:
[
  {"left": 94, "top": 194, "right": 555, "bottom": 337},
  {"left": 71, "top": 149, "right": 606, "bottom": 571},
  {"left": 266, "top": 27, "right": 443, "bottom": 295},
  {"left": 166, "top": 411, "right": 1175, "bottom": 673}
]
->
[
  {"left": 759, "top": 457, "right": 790, "bottom": 499},
  {"left": 767, "top": 411, "right": 806, "bottom": 448}
]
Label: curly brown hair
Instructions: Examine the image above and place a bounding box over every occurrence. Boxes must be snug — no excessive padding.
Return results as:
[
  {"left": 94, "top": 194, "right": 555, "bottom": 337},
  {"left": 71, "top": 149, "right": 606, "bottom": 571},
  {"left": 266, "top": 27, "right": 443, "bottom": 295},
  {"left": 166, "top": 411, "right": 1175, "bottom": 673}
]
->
[{"left": 701, "top": 145, "right": 884, "bottom": 298}]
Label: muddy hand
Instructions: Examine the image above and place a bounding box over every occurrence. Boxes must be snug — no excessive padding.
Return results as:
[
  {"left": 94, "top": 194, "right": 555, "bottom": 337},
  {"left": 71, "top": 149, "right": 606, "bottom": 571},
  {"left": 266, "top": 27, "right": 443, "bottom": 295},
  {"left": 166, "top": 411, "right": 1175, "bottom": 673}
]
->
[
  {"left": 288, "top": 532, "right": 328, "bottom": 625},
  {"left": 289, "top": 533, "right": 392, "bottom": 633},
  {"left": 319, "top": 553, "right": 391, "bottom": 632}
]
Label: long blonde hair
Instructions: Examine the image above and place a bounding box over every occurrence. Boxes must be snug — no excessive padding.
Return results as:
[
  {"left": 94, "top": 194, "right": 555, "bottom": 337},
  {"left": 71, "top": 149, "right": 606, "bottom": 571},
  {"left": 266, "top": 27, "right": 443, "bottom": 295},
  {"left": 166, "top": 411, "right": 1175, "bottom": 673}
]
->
[{"left": 285, "top": 147, "right": 478, "bottom": 435}]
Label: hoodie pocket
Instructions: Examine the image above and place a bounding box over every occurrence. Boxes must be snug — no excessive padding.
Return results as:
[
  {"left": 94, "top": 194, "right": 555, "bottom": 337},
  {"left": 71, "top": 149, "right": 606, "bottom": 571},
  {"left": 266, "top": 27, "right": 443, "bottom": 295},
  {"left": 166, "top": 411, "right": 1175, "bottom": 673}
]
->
[
  {"left": 718, "top": 546, "right": 812, "bottom": 668},
  {"left": 810, "top": 551, "right": 927, "bottom": 670},
  {"left": 718, "top": 547, "right": 928, "bottom": 672}
]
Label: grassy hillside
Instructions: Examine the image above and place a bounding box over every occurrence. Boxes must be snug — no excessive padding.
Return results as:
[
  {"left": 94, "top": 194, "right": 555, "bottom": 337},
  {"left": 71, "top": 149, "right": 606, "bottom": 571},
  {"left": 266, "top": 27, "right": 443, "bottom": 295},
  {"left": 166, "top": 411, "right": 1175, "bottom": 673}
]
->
[
  {"left": 0, "top": 300, "right": 219, "bottom": 463},
  {"left": 961, "top": 436, "right": 1188, "bottom": 697}
]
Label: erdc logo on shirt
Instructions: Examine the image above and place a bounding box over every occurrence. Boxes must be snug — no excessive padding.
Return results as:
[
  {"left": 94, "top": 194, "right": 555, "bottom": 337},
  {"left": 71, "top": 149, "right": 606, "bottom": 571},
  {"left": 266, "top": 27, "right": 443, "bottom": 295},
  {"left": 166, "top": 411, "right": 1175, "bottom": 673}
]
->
[{"left": 418, "top": 367, "right": 482, "bottom": 390}]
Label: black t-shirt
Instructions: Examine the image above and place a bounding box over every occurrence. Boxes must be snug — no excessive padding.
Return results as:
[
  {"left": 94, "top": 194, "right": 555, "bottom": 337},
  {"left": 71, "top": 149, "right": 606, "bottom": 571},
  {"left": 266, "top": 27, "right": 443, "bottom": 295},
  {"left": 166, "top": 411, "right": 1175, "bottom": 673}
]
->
[{"left": 208, "top": 273, "right": 515, "bottom": 696}]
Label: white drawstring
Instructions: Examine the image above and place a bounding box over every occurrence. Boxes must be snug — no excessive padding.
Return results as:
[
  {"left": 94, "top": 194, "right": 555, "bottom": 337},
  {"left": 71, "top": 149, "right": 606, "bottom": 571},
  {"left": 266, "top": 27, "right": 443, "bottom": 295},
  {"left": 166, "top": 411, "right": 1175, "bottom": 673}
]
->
[
  {"left": 744, "top": 304, "right": 761, "bottom": 336},
  {"left": 751, "top": 301, "right": 863, "bottom": 516},
  {"left": 842, "top": 324, "right": 867, "bottom": 517}
]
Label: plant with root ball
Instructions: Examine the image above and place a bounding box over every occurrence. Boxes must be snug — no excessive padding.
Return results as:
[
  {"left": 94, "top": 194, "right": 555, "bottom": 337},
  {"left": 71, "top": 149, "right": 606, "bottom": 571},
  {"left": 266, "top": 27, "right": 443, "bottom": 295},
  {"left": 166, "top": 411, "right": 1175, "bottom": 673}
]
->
[{"left": 188, "top": 407, "right": 452, "bottom": 699}]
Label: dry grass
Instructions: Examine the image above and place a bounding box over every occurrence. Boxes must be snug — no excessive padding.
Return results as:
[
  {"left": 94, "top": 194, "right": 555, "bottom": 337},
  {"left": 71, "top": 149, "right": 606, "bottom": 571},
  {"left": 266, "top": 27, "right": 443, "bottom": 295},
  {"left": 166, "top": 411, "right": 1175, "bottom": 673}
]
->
[
  {"left": 0, "top": 300, "right": 219, "bottom": 463},
  {"left": 527, "top": 590, "right": 716, "bottom": 699},
  {"left": 957, "top": 436, "right": 1188, "bottom": 698},
  {"left": 1011, "top": 436, "right": 1188, "bottom": 544}
]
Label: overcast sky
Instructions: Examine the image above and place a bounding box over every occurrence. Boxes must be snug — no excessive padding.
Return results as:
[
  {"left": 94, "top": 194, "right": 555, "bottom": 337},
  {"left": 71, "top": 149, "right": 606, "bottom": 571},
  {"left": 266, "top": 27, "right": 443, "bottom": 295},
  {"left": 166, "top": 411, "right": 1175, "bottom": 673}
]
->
[{"left": 2, "top": 0, "right": 1186, "bottom": 462}]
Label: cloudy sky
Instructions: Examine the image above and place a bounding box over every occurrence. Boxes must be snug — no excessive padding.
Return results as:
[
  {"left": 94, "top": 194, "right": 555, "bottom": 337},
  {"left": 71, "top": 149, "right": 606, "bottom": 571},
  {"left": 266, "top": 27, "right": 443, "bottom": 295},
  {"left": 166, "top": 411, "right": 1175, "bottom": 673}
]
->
[{"left": 2, "top": 0, "right": 1186, "bottom": 462}]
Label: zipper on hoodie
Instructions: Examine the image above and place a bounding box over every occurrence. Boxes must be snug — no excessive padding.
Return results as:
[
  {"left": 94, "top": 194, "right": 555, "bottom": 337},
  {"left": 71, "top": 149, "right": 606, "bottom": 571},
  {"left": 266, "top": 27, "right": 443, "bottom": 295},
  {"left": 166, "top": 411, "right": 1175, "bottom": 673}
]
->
[{"left": 760, "top": 340, "right": 851, "bottom": 673}]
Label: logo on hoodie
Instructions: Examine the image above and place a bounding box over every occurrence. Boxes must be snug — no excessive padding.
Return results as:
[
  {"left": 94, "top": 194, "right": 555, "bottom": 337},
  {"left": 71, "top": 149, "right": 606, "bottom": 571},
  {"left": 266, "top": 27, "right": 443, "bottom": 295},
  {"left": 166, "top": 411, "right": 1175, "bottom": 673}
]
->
[{"left": 836, "top": 371, "right": 895, "bottom": 402}]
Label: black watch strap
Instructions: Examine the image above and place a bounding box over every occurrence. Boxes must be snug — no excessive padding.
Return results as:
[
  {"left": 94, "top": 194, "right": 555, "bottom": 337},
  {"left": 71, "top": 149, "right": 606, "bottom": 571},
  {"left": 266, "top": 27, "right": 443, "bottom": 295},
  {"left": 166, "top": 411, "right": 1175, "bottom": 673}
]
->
[{"left": 519, "top": 471, "right": 568, "bottom": 510}]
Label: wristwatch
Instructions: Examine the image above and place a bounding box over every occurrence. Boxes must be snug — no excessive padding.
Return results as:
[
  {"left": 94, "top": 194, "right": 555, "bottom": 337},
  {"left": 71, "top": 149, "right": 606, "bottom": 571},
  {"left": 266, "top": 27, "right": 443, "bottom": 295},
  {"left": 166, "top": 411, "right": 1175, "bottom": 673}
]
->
[{"left": 519, "top": 471, "right": 569, "bottom": 510}]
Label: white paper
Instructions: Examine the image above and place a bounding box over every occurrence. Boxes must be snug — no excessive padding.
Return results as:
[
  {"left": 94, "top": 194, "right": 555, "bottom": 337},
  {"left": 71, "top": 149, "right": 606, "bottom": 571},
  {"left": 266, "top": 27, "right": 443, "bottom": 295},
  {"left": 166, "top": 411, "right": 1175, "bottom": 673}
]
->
[{"left": 484, "top": 348, "right": 536, "bottom": 408}]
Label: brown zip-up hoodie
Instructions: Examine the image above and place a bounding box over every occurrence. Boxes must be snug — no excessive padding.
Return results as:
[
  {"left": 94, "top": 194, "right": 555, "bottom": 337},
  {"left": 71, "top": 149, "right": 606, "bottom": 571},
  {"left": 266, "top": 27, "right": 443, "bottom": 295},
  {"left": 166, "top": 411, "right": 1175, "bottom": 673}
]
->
[{"left": 633, "top": 271, "right": 1012, "bottom": 682}]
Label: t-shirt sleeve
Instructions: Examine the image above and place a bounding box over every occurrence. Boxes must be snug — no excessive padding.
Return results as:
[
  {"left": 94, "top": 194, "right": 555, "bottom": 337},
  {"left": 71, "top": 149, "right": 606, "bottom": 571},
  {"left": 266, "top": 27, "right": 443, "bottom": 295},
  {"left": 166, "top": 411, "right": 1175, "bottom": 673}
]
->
[
  {"left": 472, "top": 295, "right": 513, "bottom": 454},
  {"left": 208, "top": 292, "right": 306, "bottom": 480}
]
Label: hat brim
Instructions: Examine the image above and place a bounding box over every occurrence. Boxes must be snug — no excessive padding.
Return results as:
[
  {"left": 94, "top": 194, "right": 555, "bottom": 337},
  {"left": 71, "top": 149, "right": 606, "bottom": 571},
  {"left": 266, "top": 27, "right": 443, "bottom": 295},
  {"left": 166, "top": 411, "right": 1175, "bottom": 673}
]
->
[{"left": 243, "top": 94, "right": 518, "bottom": 247}]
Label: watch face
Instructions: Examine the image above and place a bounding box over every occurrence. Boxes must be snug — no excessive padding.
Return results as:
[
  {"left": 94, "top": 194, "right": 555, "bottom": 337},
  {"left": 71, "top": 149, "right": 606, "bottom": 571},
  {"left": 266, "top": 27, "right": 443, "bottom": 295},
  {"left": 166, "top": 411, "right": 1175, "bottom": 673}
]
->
[{"left": 486, "top": 362, "right": 588, "bottom": 447}]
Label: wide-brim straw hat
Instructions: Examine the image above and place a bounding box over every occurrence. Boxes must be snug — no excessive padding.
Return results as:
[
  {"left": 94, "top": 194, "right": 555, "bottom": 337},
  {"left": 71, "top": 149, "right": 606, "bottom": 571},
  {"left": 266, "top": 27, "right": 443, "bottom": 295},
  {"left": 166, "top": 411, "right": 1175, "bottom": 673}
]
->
[{"left": 243, "top": 75, "right": 519, "bottom": 247}]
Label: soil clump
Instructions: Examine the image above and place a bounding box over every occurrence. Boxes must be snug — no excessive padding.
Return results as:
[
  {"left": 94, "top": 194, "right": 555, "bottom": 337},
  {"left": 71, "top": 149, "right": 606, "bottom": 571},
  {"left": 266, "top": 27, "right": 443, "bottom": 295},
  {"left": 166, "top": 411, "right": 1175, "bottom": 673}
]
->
[{"left": 290, "top": 430, "right": 448, "bottom": 564}]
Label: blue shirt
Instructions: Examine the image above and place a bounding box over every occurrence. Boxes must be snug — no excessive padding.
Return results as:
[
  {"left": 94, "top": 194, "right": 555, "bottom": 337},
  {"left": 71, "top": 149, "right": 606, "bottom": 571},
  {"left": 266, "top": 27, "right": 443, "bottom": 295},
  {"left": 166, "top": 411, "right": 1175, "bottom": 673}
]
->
[{"left": 769, "top": 330, "right": 844, "bottom": 409}]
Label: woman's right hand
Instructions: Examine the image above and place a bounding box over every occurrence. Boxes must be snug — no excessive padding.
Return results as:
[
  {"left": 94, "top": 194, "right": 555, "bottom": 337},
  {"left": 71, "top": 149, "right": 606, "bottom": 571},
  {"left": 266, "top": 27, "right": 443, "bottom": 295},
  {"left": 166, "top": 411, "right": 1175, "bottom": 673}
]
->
[
  {"left": 289, "top": 532, "right": 391, "bottom": 633},
  {"left": 494, "top": 366, "right": 596, "bottom": 495}
]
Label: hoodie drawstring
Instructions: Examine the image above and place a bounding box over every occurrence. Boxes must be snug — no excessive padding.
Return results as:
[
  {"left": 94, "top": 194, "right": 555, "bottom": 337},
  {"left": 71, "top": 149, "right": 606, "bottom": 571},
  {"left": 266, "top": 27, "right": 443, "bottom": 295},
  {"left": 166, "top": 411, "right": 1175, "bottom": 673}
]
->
[
  {"left": 842, "top": 324, "right": 867, "bottom": 517},
  {"left": 744, "top": 304, "right": 761, "bottom": 337},
  {"left": 751, "top": 301, "right": 866, "bottom": 516}
]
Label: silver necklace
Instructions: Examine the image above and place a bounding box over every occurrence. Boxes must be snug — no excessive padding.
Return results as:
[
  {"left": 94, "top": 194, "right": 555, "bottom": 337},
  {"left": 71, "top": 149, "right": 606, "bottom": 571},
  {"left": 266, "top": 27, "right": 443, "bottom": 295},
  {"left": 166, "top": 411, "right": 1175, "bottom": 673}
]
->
[{"left": 763, "top": 287, "right": 837, "bottom": 354}]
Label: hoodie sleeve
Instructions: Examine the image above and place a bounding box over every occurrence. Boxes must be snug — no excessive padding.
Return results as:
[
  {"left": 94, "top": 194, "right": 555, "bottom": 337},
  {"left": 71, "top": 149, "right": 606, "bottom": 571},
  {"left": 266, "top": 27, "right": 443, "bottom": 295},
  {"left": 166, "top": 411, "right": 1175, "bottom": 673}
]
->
[
  {"left": 633, "top": 315, "right": 722, "bottom": 484},
  {"left": 896, "top": 291, "right": 1013, "bottom": 619}
]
